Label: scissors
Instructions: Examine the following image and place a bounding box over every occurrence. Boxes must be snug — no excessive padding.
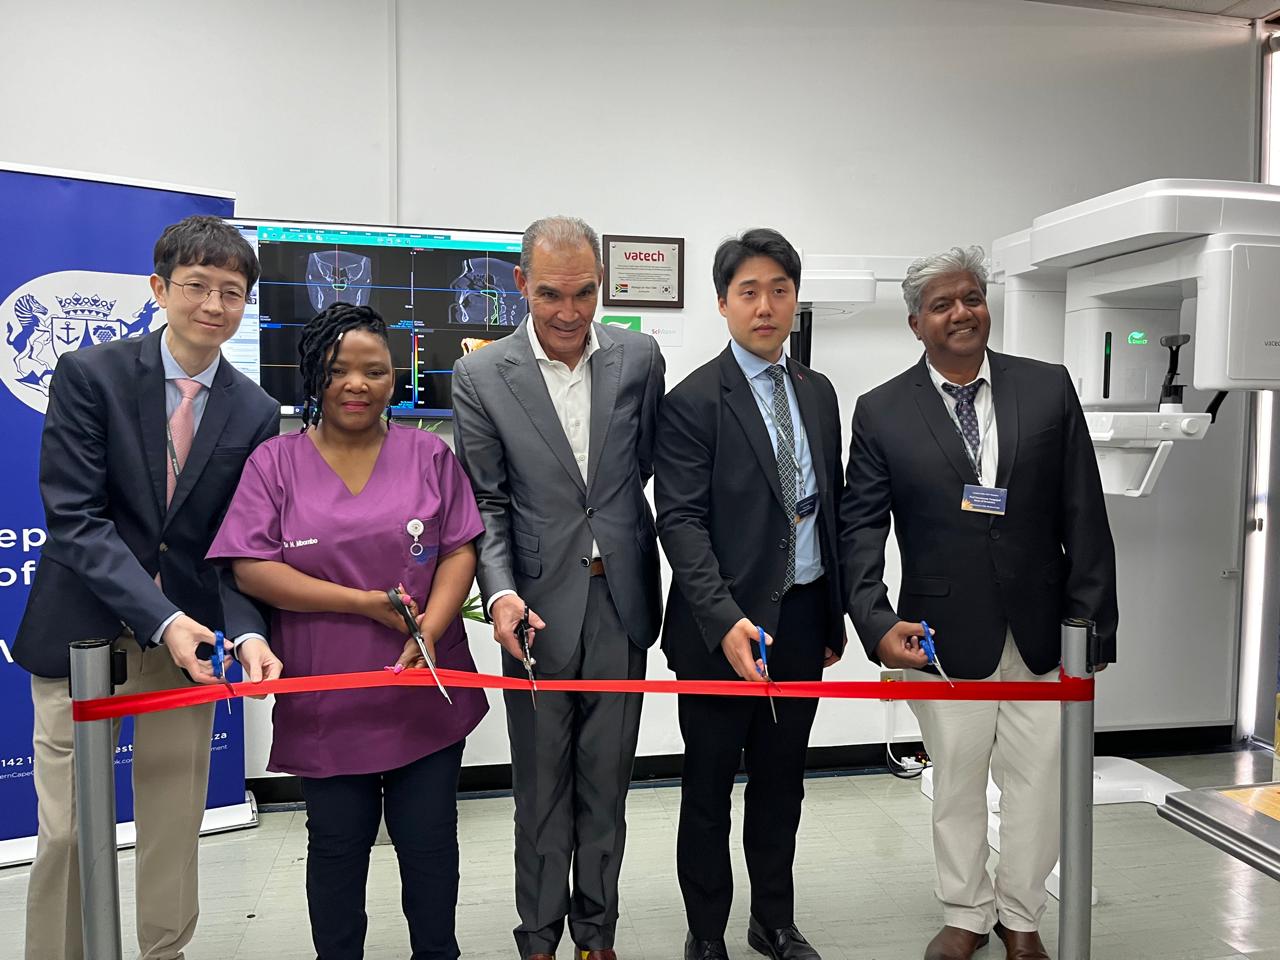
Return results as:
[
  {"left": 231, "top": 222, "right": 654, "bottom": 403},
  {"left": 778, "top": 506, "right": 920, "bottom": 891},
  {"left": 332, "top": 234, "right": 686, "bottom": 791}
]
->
[
  {"left": 919, "top": 620, "right": 954, "bottom": 687},
  {"left": 211, "top": 630, "right": 233, "bottom": 715},
  {"left": 386, "top": 589, "right": 453, "bottom": 705},
  {"left": 515, "top": 603, "right": 538, "bottom": 710},
  {"left": 756, "top": 626, "right": 778, "bottom": 724}
]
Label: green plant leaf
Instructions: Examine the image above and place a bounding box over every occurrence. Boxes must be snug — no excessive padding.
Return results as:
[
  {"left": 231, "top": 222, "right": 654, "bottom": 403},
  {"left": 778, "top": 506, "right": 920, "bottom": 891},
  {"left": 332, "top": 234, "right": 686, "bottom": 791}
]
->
[{"left": 461, "top": 593, "right": 486, "bottom": 623}]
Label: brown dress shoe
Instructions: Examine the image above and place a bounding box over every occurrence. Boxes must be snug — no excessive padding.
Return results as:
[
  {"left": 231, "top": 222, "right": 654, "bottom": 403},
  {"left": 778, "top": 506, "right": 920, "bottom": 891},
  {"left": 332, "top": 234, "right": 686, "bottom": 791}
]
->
[
  {"left": 526, "top": 955, "right": 555, "bottom": 960},
  {"left": 579, "top": 952, "right": 618, "bottom": 960},
  {"left": 993, "top": 923, "right": 1048, "bottom": 960},
  {"left": 924, "top": 925, "right": 991, "bottom": 960}
]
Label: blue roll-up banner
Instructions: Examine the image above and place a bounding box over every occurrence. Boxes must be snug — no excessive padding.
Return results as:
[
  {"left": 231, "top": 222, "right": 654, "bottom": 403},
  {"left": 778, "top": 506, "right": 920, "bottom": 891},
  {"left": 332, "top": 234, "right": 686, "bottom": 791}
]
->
[{"left": 0, "top": 164, "right": 252, "bottom": 865}]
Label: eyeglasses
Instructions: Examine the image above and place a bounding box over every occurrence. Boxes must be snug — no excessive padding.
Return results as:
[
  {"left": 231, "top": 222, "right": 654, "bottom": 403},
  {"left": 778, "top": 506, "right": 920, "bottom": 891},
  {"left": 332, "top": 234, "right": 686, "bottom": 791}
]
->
[{"left": 169, "top": 279, "right": 247, "bottom": 310}]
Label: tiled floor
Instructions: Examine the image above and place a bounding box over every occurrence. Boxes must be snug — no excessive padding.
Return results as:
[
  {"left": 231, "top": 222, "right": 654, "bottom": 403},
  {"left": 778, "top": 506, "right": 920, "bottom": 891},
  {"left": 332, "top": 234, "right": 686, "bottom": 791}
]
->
[{"left": 2, "top": 751, "right": 1278, "bottom": 959}]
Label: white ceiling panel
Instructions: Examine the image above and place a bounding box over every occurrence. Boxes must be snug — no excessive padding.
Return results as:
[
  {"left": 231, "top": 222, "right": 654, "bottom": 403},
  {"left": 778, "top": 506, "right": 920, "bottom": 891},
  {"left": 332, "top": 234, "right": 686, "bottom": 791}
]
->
[{"left": 1027, "top": 0, "right": 1279, "bottom": 20}]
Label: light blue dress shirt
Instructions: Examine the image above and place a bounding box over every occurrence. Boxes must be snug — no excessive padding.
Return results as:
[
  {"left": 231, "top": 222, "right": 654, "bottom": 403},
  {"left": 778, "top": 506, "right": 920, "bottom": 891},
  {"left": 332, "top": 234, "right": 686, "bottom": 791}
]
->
[{"left": 730, "top": 340, "right": 823, "bottom": 586}]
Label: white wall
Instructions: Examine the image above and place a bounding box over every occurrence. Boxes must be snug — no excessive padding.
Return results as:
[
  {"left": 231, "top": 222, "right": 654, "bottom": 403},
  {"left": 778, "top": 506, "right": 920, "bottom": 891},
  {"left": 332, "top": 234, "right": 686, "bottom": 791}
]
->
[
  {"left": 1, "top": 0, "right": 1261, "bottom": 772},
  {"left": 0, "top": 0, "right": 396, "bottom": 224}
]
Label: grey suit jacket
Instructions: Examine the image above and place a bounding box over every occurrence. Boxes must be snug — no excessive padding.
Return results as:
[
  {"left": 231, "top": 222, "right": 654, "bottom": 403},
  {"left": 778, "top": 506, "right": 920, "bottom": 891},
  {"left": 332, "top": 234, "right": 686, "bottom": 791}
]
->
[{"left": 451, "top": 320, "right": 665, "bottom": 674}]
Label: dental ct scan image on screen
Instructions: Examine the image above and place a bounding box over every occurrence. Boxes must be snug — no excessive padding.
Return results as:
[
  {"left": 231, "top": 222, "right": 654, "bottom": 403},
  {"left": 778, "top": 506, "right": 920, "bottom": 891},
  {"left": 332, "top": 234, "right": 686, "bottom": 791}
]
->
[{"left": 226, "top": 220, "right": 526, "bottom": 418}]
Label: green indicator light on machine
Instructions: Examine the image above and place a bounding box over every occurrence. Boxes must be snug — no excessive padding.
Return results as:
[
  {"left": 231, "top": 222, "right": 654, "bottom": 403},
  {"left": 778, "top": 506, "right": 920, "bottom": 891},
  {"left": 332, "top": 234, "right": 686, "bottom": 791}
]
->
[{"left": 1127, "top": 331, "right": 1148, "bottom": 345}]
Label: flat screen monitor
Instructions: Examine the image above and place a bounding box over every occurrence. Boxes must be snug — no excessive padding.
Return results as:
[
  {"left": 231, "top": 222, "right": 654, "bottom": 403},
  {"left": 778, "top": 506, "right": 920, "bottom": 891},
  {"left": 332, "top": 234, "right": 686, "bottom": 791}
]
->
[{"left": 225, "top": 219, "right": 526, "bottom": 417}]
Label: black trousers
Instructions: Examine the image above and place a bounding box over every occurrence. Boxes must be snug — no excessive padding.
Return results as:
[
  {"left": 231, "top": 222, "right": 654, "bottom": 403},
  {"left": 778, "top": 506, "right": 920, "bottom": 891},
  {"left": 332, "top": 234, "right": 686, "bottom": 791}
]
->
[
  {"left": 676, "top": 577, "right": 829, "bottom": 939},
  {"left": 300, "top": 739, "right": 466, "bottom": 960}
]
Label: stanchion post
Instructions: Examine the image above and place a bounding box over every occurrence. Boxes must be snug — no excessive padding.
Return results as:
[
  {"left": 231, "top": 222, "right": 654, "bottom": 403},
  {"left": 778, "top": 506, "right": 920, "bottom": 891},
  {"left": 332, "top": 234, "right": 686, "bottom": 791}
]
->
[
  {"left": 1058, "top": 618, "right": 1095, "bottom": 960},
  {"left": 70, "top": 639, "right": 123, "bottom": 960}
]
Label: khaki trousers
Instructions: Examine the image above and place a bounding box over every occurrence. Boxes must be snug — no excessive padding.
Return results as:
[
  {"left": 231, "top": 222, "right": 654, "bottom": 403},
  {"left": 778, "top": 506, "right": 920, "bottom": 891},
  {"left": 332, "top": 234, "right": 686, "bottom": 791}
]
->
[
  {"left": 25, "top": 634, "right": 215, "bottom": 960},
  {"left": 908, "top": 633, "right": 1061, "bottom": 935}
]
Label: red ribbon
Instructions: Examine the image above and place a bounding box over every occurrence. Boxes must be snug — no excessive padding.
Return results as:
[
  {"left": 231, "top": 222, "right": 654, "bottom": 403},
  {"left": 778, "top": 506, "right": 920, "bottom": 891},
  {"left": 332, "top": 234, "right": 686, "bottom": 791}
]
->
[{"left": 71, "top": 667, "right": 1094, "bottom": 722}]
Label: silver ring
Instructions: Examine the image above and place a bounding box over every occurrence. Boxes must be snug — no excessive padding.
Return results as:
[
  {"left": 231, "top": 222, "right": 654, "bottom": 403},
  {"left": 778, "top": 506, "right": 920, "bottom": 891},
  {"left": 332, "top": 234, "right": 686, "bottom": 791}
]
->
[{"left": 410, "top": 542, "right": 424, "bottom": 557}]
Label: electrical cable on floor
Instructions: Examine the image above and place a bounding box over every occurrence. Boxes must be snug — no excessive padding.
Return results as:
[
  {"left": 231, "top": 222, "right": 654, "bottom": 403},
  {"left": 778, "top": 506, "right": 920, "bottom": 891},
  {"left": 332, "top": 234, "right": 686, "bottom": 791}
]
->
[
  {"left": 884, "top": 690, "right": 929, "bottom": 779},
  {"left": 886, "top": 743, "right": 930, "bottom": 780}
]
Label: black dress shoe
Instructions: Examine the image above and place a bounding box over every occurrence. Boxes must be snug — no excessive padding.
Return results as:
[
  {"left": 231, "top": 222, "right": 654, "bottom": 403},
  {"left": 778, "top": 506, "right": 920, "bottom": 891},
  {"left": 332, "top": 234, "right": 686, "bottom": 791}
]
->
[
  {"left": 685, "top": 932, "right": 730, "bottom": 960},
  {"left": 747, "top": 916, "right": 821, "bottom": 960}
]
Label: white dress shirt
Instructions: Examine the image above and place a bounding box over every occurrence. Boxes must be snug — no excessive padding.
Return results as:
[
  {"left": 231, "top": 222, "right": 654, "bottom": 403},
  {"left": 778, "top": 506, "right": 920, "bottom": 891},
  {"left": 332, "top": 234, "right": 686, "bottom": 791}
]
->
[
  {"left": 926, "top": 352, "right": 998, "bottom": 487},
  {"left": 527, "top": 318, "right": 598, "bottom": 497}
]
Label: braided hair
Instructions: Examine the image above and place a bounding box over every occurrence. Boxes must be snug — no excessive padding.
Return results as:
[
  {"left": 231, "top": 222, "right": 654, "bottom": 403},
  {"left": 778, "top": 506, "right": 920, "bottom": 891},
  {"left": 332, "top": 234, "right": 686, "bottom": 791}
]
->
[{"left": 297, "top": 303, "right": 391, "bottom": 430}]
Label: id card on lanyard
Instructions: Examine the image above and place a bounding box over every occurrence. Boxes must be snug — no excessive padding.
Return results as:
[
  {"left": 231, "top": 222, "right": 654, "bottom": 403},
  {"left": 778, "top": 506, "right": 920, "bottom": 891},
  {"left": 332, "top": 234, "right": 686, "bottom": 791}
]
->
[
  {"left": 777, "top": 440, "right": 816, "bottom": 520},
  {"left": 761, "top": 391, "right": 815, "bottom": 523},
  {"left": 948, "top": 391, "right": 1007, "bottom": 516}
]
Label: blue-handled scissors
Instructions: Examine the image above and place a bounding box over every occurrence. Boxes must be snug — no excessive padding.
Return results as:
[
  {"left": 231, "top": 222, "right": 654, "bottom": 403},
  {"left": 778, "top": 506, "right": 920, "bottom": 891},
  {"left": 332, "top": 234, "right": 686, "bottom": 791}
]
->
[
  {"left": 756, "top": 626, "right": 778, "bottom": 724},
  {"left": 919, "top": 620, "right": 954, "bottom": 687},
  {"left": 211, "top": 630, "right": 233, "bottom": 715}
]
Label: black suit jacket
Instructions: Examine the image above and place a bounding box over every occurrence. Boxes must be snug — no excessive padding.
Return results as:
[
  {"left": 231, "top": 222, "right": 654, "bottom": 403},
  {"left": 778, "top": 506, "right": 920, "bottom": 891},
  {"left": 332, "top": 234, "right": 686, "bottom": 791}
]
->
[
  {"left": 15, "top": 328, "right": 280, "bottom": 678},
  {"left": 840, "top": 350, "right": 1118, "bottom": 679},
  {"left": 655, "top": 345, "right": 846, "bottom": 680}
]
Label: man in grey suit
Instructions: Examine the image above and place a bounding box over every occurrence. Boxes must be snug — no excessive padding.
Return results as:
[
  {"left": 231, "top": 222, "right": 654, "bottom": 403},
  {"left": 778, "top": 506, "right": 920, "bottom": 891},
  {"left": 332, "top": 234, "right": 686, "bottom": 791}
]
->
[{"left": 452, "top": 216, "right": 665, "bottom": 960}]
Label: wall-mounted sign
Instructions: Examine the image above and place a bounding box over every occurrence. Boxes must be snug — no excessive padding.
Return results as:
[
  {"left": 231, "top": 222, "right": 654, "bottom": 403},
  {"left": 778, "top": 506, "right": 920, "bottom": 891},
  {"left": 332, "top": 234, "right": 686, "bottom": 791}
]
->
[
  {"left": 601, "top": 315, "right": 642, "bottom": 332},
  {"left": 603, "top": 234, "right": 684, "bottom": 309},
  {"left": 642, "top": 316, "right": 684, "bottom": 348}
]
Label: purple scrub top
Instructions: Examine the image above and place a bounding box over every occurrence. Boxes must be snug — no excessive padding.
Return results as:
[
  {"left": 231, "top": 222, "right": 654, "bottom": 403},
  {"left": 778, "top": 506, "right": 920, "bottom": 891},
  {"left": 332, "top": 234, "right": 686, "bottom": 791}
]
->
[{"left": 208, "top": 423, "right": 488, "bottom": 779}]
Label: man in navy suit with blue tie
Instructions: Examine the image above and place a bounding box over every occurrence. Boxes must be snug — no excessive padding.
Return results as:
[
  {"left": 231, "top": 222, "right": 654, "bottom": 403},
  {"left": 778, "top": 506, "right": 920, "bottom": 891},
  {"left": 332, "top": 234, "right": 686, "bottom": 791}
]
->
[
  {"left": 16, "top": 216, "right": 283, "bottom": 960},
  {"left": 656, "top": 229, "right": 846, "bottom": 960}
]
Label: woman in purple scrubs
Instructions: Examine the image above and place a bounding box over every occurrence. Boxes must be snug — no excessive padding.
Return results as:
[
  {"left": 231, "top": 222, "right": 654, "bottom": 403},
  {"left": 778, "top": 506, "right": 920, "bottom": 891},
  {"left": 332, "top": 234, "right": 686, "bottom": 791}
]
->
[{"left": 208, "top": 303, "right": 487, "bottom": 960}]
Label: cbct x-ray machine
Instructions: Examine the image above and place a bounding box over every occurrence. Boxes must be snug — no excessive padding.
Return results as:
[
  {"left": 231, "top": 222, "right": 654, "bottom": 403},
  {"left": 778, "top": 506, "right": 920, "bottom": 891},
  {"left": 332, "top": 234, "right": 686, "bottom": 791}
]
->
[
  {"left": 992, "top": 179, "right": 1280, "bottom": 880},
  {"left": 994, "top": 180, "right": 1280, "bottom": 497}
]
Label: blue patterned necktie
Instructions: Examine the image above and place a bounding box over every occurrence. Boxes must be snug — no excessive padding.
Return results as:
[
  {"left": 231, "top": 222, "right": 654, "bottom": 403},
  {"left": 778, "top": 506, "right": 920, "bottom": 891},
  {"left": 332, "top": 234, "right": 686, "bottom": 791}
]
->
[
  {"left": 941, "top": 380, "right": 985, "bottom": 467},
  {"left": 765, "top": 365, "right": 796, "bottom": 592}
]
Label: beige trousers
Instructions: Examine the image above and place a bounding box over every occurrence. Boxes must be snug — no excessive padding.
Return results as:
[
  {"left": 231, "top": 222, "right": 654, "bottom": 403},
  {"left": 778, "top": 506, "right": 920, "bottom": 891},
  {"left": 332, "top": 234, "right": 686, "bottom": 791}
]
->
[
  {"left": 25, "top": 634, "right": 215, "bottom": 960},
  {"left": 908, "top": 633, "right": 1061, "bottom": 935}
]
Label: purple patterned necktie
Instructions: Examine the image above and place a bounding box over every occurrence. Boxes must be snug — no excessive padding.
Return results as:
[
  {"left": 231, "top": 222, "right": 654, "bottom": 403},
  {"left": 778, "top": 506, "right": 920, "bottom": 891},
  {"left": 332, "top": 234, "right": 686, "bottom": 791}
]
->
[{"left": 941, "top": 380, "right": 985, "bottom": 464}]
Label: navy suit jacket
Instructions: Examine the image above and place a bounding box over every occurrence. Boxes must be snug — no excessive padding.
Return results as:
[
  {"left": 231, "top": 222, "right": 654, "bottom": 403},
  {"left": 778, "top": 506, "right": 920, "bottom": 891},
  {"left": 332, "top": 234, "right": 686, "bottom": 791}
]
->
[
  {"left": 15, "top": 328, "right": 279, "bottom": 678},
  {"left": 655, "top": 346, "right": 847, "bottom": 680},
  {"left": 840, "top": 350, "right": 1118, "bottom": 679}
]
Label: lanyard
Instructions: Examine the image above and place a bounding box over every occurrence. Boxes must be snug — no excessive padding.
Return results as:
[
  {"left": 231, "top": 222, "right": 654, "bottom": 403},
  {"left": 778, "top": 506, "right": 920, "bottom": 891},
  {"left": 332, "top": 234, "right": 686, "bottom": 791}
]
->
[
  {"left": 166, "top": 381, "right": 204, "bottom": 481},
  {"left": 165, "top": 422, "right": 183, "bottom": 482}
]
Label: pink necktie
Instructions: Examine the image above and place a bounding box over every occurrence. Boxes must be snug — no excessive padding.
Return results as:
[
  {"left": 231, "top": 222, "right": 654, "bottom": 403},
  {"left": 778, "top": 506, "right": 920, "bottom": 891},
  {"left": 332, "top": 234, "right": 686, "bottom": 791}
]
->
[{"left": 166, "top": 378, "right": 201, "bottom": 505}]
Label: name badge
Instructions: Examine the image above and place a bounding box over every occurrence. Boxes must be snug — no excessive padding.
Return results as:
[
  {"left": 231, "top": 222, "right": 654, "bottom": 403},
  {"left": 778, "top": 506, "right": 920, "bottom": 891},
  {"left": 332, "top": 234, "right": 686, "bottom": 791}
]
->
[
  {"left": 961, "top": 484, "right": 1008, "bottom": 516},
  {"left": 795, "top": 493, "right": 818, "bottom": 519}
]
